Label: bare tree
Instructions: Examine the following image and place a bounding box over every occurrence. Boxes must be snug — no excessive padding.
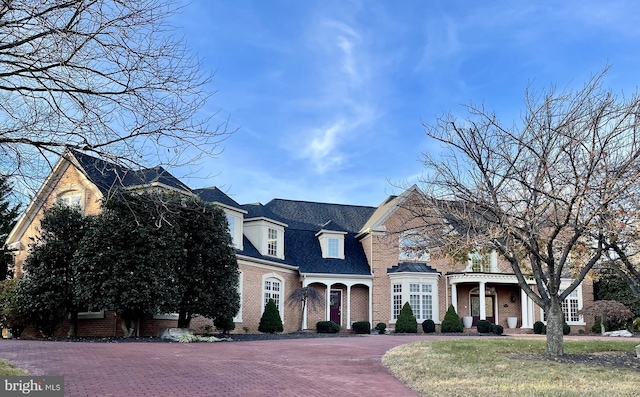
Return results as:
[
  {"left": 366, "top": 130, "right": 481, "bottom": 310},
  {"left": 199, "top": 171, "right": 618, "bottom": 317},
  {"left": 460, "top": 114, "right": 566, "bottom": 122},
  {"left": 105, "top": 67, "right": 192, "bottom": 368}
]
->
[
  {"left": 0, "top": 0, "right": 229, "bottom": 194},
  {"left": 418, "top": 68, "right": 640, "bottom": 356}
]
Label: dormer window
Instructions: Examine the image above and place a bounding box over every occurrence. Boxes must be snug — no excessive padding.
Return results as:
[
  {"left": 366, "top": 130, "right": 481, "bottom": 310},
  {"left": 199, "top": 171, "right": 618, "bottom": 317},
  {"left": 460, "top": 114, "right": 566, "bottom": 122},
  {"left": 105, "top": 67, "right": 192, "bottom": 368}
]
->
[
  {"left": 316, "top": 229, "right": 346, "bottom": 259},
  {"left": 243, "top": 217, "right": 286, "bottom": 259},
  {"left": 267, "top": 228, "right": 278, "bottom": 256},
  {"left": 219, "top": 207, "right": 245, "bottom": 250},
  {"left": 328, "top": 238, "right": 339, "bottom": 258}
]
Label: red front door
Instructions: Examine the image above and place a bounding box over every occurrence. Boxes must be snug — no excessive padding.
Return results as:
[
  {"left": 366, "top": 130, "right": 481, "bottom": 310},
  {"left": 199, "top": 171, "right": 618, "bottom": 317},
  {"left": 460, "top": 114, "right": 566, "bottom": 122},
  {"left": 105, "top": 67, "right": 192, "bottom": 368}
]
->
[
  {"left": 471, "top": 295, "right": 495, "bottom": 325},
  {"left": 330, "top": 290, "right": 341, "bottom": 325}
]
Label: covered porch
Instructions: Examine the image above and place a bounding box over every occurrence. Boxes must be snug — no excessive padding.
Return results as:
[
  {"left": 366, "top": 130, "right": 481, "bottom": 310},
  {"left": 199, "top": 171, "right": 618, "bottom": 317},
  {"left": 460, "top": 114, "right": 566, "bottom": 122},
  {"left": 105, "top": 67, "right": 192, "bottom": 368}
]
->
[
  {"left": 447, "top": 273, "right": 536, "bottom": 329},
  {"left": 300, "top": 274, "right": 373, "bottom": 331}
]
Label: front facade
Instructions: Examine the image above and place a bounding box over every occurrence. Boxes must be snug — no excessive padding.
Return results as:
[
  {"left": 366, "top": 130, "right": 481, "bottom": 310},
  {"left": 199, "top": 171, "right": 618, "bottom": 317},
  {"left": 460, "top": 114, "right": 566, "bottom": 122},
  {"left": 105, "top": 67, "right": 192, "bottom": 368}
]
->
[{"left": 5, "top": 151, "right": 593, "bottom": 337}]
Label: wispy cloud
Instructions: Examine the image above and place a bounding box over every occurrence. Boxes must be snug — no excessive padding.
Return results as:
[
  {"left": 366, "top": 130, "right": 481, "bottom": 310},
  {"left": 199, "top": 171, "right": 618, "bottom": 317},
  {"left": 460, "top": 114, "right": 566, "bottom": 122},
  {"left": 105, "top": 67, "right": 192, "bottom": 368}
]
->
[{"left": 289, "top": 13, "right": 381, "bottom": 174}]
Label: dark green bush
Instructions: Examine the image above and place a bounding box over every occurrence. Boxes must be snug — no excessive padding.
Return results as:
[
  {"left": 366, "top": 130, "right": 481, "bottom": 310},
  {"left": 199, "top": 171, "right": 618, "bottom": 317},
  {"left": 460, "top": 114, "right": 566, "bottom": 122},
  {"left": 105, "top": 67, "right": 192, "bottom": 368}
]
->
[
  {"left": 352, "top": 321, "right": 370, "bottom": 334},
  {"left": 422, "top": 319, "right": 436, "bottom": 333},
  {"left": 441, "top": 305, "right": 463, "bottom": 333},
  {"left": 316, "top": 320, "right": 340, "bottom": 333},
  {"left": 375, "top": 322, "right": 387, "bottom": 334},
  {"left": 258, "top": 299, "right": 283, "bottom": 334},
  {"left": 493, "top": 324, "right": 504, "bottom": 335},
  {"left": 533, "top": 321, "right": 545, "bottom": 334},
  {"left": 213, "top": 316, "right": 235, "bottom": 334},
  {"left": 476, "top": 319, "right": 493, "bottom": 333},
  {"left": 395, "top": 302, "right": 418, "bottom": 333},
  {"left": 563, "top": 322, "right": 570, "bottom": 335}
]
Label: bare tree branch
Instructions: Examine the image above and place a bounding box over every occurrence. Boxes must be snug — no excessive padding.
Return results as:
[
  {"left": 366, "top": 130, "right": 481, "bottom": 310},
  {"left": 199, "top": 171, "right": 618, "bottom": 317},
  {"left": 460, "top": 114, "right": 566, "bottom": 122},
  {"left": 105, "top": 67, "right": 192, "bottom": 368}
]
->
[{"left": 0, "top": 0, "right": 232, "bottom": 196}]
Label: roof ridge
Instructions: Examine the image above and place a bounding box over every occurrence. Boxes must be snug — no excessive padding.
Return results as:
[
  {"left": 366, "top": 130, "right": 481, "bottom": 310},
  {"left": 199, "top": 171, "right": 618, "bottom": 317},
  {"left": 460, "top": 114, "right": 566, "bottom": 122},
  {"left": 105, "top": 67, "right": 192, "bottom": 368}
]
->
[{"left": 267, "top": 198, "right": 376, "bottom": 209}]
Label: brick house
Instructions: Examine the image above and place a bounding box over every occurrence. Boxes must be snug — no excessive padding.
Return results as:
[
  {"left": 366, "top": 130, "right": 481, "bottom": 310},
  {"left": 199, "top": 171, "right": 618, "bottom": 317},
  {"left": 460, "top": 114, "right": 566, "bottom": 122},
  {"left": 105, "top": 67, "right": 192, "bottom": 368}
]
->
[{"left": 5, "top": 151, "right": 593, "bottom": 337}]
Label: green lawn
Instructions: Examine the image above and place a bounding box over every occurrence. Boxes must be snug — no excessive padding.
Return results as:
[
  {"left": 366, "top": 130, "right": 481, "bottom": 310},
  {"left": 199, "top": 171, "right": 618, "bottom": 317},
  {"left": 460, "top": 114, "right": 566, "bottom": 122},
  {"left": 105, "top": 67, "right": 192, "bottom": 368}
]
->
[
  {"left": 383, "top": 338, "right": 640, "bottom": 397},
  {"left": 0, "top": 358, "right": 28, "bottom": 376}
]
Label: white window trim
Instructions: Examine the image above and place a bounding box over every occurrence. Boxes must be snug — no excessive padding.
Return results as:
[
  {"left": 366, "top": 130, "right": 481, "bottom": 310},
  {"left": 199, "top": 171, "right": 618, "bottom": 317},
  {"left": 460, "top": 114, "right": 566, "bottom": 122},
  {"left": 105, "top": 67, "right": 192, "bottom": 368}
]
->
[
  {"left": 539, "top": 281, "right": 586, "bottom": 326},
  {"left": 389, "top": 274, "right": 440, "bottom": 324},
  {"left": 262, "top": 273, "right": 285, "bottom": 322},
  {"left": 233, "top": 270, "right": 243, "bottom": 322},
  {"left": 465, "top": 250, "right": 498, "bottom": 272}
]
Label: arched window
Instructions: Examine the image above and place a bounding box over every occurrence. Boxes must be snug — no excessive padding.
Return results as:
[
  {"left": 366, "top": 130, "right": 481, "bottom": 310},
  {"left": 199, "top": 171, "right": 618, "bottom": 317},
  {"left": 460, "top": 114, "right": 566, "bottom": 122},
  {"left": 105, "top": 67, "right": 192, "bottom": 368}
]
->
[{"left": 262, "top": 273, "right": 284, "bottom": 320}]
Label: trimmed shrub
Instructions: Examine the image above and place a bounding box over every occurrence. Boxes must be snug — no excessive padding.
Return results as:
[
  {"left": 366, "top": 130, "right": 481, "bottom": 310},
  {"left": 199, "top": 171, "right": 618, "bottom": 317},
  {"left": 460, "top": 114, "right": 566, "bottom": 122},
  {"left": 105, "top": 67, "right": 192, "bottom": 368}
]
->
[
  {"left": 352, "top": 321, "right": 370, "bottom": 334},
  {"left": 375, "top": 322, "right": 387, "bottom": 334},
  {"left": 493, "top": 324, "right": 504, "bottom": 335},
  {"left": 477, "top": 319, "right": 493, "bottom": 333},
  {"left": 533, "top": 321, "right": 545, "bottom": 334},
  {"left": 395, "top": 302, "right": 418, "bottom": 333},
  {"left": 258, "top": 299, "right": 283, "bottom": 334},
  {"left": 422, "top": 319, "right": 436, "bottom": 333},
  {"left": 441, "top": 305, "right": 463, "bottom": 333},
  {"left": 213, "top": 316, "right": 235, "bottom": 335},
  {"left": 563, "top": 322, "right": 571, "bottom": 335},
  {"left": 316, "top": 320, "right": 340, "bottom": 333}
]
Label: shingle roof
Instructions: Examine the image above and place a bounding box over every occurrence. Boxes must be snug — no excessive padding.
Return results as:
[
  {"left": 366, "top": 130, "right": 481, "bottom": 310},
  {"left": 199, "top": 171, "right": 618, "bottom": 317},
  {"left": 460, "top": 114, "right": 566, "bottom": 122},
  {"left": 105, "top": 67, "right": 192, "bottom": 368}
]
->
[
  {"left": 285, "top": 230, "right": 371, "bottom": 275},
  {"left": 193, "top": 187, "right": 242, "bottom": 209},
  {"left": 264, "top": 199, "right": 376, "bottom": 232},
  {"left": 387, "top": 262, "right": 440, "bottom": 274},
  {"left": 70, "top": 150, "right": 190, "bottom": 194}
]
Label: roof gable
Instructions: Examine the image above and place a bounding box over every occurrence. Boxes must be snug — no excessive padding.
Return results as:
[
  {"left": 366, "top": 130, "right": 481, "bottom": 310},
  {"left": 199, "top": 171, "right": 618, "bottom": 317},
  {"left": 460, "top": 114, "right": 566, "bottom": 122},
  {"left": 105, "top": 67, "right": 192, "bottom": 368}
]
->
[{"left": 70, "top": 150, "right": 190, "bottom": 194}]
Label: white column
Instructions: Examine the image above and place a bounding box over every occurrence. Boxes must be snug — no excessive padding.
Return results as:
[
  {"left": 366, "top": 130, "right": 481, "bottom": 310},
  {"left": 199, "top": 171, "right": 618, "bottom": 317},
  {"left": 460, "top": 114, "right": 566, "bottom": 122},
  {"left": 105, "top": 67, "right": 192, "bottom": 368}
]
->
[
  {"left": 451, "top": 283, "right": 458, "bottom": 313},
  {"left": 303, "top": 280, "right": 309, "bottom": 330},
  {"left": 325, "top": 283, "right": 332, "bottom": 321},
  {"left": 527, "top": 294, "right": 535, "bottom": 327},
  {"left": 479, "top": 281, "right": 486, "bottom": 320},
  {"left": 368, "top": 284, "right": 373, "bottom": 327},
  {"left": 346, "top": 285, "right": 352, "bottom": 330},
  {"left": 520, "top": 289, "right": 528, "bottom": 328}
]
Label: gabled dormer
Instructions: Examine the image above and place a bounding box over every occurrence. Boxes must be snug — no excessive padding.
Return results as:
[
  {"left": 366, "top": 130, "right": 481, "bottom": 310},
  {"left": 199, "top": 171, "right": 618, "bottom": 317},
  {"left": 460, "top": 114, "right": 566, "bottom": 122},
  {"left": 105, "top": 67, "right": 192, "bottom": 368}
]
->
[
  {"left": 316, "top": 221, "right": 347, "bottom": 259},
  {"left": 243, "top": 217, "right": 287, "bottom": 259},
  {"left": 194, "top": 186, "right": 247, "bottom": 250}
]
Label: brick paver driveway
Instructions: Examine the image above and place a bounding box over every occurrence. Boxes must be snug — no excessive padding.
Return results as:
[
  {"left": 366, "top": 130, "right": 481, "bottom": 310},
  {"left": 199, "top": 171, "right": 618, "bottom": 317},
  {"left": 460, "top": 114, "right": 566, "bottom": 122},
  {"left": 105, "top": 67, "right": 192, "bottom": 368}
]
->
[{"left": 0, "top": 335, "right": 445, "bottom": 397}]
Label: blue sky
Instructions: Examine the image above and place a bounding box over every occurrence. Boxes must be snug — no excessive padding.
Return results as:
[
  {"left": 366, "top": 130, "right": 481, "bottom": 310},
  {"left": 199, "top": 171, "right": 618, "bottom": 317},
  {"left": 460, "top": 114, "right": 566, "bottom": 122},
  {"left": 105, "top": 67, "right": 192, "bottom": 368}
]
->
[{"left": 171, "top": 0, "right": 640, "bottom": 207}]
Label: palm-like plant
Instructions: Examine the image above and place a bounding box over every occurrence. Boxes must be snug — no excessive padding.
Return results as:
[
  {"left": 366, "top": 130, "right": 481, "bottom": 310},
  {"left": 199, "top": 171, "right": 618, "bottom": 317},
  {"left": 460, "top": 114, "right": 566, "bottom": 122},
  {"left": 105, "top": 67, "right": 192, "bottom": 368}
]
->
[{"left": 287, "top": 287, "right": 323, "bottom": 331}]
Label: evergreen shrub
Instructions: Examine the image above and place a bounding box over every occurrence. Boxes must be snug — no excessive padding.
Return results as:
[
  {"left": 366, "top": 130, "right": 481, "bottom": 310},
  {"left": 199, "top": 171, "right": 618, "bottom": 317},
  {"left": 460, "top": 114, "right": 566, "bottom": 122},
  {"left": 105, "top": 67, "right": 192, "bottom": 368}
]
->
[
  {"left": 563, "top": 322, "right": 571, "bottom": 335},
  {"left": 477, "top": 319, "right": 493, "bottom": 333},
  {"left": 214, "top": 316, "right": 235, "bottom": 334},
  {"left": 316, "top": 320, "right": 340, "bottom": 333},
  {"left": 375, "top": 322, "right": 387, "bottom": 334},
  {"left": 352, "top": 321, "right": 370, "bottom": 334},
  {"left": 422, "top": 319, "right": 436, "bottom": 333},
  {"left": 395, "top": 302, "right": 418, "bottom": 333},
  {"left": 533, "top": 321, "right": 545, "bottom": 334},
  {"left": 441, "top": 305, "right": 463, "bottom": 333},
  {"left": 258, "top": 299, "right": 283, "bottom": 334},
  {"left": 492, "top": 324, "right": 504, "bottom": 335}
]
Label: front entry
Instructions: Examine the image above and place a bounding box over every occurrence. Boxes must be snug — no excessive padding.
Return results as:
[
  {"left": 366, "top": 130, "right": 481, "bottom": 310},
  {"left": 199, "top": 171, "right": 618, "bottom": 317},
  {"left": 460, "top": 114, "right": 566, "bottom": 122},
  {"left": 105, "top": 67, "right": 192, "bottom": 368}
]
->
[
  {"left": 471, "top": 295, "right": 495, "bottom": 325},
  {"left": 330, "top": 290, "right": 341, "bottom": 325}
]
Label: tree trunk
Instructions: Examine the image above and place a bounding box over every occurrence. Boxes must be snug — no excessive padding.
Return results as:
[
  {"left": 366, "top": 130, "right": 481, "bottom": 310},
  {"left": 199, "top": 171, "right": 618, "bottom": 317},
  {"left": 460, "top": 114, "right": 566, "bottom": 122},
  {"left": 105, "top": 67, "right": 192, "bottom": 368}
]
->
[
  {"left": 177, "top": 309, "right": 191, "bottom": 328},
  {"left": 67, "top": 311, "right": 78, "bottom": 338},
  {"left": 546, "top": 298, "right": 564, "bottom": 357},
  {"left": 299, "top": 299, "right": 307, "bottom": 332}
]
